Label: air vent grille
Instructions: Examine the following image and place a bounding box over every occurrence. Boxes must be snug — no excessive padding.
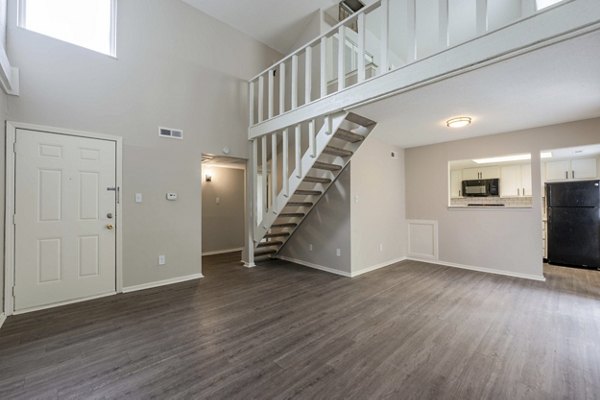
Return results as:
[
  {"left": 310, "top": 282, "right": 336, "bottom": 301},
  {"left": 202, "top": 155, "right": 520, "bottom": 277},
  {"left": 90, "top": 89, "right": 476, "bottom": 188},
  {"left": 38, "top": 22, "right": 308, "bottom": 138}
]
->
[{"left": 159, "top": 127, "right": 183, "bottom": 139}]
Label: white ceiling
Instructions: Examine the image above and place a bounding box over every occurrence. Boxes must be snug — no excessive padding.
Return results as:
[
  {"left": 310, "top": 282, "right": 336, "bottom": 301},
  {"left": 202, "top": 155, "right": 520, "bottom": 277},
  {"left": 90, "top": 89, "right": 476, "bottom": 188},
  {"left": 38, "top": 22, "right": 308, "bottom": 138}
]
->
[
  {"left": 180, "top": 0, "right": 338, "bottom": 54},
  {"left": 356, "top": 30, "right": 600, "bottom": 149}
]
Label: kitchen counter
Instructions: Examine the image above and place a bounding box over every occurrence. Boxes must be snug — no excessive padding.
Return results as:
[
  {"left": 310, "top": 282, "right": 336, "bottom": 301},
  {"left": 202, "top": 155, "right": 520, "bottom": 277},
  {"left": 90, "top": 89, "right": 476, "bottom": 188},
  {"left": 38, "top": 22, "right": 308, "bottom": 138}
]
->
[{"left": 449, "top": 196, "right": 533, "bottom": 208}]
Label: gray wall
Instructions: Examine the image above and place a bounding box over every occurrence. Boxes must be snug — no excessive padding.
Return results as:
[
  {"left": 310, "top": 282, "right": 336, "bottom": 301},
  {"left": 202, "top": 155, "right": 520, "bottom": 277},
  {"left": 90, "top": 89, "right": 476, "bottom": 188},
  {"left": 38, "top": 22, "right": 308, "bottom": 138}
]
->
[
  {"left": 5, "top": 0, "right": 280, "bottom": 287},
  {"left": 0, "top": 91, "right": 6, "bottom": 312},
  {"left": 405, "top": 117, "right": 600, "bottom": 278},
  {"left": 351, "top": 136, "right": 406, "bottom": 273},
  {"left": 280, "top": 134, "right": 409, "bottom": 275},
  {"left": 201, "top": 167, "right": 245, "bottom": 254},
  {"left": 0, "top": 0, "right": 8, "bottom": 313},
  {"left": 279, "top": 165, "right": 352, "bottom": 274}
]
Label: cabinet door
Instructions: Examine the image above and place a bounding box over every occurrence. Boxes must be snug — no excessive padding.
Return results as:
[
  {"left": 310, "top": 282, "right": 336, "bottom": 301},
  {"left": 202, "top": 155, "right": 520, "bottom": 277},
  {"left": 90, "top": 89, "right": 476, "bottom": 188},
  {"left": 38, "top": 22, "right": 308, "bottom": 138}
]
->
[
  {"left": 480, "top": 166, "right": 500, "bottom": 179},
  {"left": 462, "top": 168, "right": 479, "bottom": 180},
  {"left": 500, "top": 165, "right": 521, "bottom": 197},
  {"left": 545, "top": 160, "right": 570, "bottom": 181},
  {"left": 571, "top": 158, "right": 597, "bottom": 179},
  {"left": 450, "top": 170, "right": 462, "bottom": 198},
  {"left": 521, "top": 164, "right": 532, "bottom": 196}
]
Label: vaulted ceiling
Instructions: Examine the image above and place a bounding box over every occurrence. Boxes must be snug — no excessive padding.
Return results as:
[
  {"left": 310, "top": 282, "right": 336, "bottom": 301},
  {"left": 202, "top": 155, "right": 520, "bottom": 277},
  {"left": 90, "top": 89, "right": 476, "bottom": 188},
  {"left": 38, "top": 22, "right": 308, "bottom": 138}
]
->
[{"left": 180, "top": 0, "right": 338, "bottom": 54}]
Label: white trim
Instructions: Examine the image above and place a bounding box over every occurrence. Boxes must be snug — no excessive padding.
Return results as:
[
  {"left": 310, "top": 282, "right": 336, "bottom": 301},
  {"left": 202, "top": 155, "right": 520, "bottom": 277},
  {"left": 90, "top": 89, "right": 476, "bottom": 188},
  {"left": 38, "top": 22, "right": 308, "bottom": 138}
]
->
[
  {"left": 4, "top": 122, "right": 124, "bottom": 316},
  {"left": 277, "top": 255, "right": 352, "bottom": 277},
  {"left": 243, "top": 261, "right": 256, "bottom": 268},
  {"left": 408, "top": 257, "right": 546, "bottom": 282},
  {"left": 12, "top": 291, "right": 117, "bottom": 315},
  {"left": 0, "top": 313, "right": 6, "bottom": 330},
  {"left": 122, "top": 273, "right": 204, "bottom": 293},
  {"left": 202, "top": 247, "right": 244, "bottom": 256},
  {"left": 350, "top": 257, "right": 407, "bottom": 277},
  {"left": 407, "top": 220, "right": 439, "bottom": 260}
]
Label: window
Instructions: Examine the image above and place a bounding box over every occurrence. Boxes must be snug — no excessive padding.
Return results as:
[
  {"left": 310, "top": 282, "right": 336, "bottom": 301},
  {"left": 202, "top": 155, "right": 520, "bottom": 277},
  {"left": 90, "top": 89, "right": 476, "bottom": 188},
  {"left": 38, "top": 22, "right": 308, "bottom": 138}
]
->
[
  {"left": 536, "top": 0, "right": 564, "bottom": 10},
  {"left": 18, "top": 0, "right": 116, "bottom": 56}
]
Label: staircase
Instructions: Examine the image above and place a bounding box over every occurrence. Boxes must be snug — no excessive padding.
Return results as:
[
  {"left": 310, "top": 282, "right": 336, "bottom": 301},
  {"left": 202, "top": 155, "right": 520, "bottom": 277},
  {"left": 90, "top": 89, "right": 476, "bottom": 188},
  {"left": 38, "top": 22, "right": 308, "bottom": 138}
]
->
[{"left": 253, "top": 112, "right": 376, "bottom": 260}]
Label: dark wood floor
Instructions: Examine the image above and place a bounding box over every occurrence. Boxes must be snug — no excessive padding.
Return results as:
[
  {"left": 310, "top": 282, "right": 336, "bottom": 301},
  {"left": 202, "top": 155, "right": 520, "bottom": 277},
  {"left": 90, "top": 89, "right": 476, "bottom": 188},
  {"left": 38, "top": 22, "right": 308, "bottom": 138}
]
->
[{"left": 1, "top": 254, "right": 599, "bottom": 399}]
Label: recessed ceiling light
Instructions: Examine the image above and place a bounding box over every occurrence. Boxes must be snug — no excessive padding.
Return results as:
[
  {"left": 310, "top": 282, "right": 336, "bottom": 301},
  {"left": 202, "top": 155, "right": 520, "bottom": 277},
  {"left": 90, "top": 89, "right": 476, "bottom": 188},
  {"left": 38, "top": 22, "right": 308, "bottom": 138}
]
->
[{"left": 446, "top": 117, "right": 472, "bottom": 128}]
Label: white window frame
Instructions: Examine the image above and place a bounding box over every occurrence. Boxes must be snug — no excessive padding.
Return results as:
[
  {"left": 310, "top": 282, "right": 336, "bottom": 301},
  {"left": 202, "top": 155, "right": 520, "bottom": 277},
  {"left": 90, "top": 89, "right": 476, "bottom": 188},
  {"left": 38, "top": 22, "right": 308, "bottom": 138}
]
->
[{"left": 17, "top": 0, "right": 118, "bottom": 58}]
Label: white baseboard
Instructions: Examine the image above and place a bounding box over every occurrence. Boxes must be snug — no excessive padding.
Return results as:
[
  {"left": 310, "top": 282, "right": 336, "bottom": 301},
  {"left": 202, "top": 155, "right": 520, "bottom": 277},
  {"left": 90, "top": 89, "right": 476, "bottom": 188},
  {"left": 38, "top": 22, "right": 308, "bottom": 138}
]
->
[
  {"left": 202, "top": 247, "right": 243, "bottom": 256},
  {"left": 408, "top": 257, "right": 546, "bottom": 282},
  {"left": 277, "top": 255, "right": 352, "bottom": 277},
  {"left": 0, "top": 313, "right": 6, "bottom": 330},
  {"left": 243, "top": 261, "right": 256, "bottom": 268},
  {"left": 122, "top": 273, "right": 204, "bottom": 293},
  {"left": 350, "top": 257, "right": 407, "bottom": 277},
  {"left": 13, "top": 291, "right": 117, "bottom": 315}
]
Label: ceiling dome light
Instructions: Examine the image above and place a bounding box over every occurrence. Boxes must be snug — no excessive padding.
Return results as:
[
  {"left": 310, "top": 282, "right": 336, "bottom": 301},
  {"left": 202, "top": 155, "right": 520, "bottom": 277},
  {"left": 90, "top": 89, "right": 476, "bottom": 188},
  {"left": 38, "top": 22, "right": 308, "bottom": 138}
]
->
[{"left": 446, "top": 117, "right": 472, "bottom": 128}]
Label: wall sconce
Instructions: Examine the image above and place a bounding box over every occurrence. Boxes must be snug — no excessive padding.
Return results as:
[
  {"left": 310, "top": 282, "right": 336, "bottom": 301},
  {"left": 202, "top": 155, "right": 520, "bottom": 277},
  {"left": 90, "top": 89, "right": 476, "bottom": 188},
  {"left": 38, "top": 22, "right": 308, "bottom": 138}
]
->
[{"left": 205, "top": 173, "right": 212, "bottom": 182}]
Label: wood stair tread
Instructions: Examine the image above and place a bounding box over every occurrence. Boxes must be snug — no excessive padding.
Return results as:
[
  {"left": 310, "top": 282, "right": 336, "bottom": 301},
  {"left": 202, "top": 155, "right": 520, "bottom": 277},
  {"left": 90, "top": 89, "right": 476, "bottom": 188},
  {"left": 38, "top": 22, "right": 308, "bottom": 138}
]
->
[
  {"left": 286, "top": 202, "right": 313, "bottom": 207},
  {"left": 313, "top": 161, "right": 342, "bottom": 171},
  {"left": 255, "top": 248, "right": 277, "bottom": 256},
  {"left": 323, "top": 146, "right": 353, "bottom": 157},
  {"left": 257, "top": 241, "right": 283, "bottom": 248},
  {"left": 264, "top": 232, "right": 290, "bottom": 238},
  {"left": 272, "top": 223, "right": 298, "bottom": 228},
  {"left": 335, "top": 129, "right": 364, "bottom": 143},
  {"left": 295, "top": 190, "right": 322, "bottom": 196},
  {"left": 303, "top": 176, "right": 332, "bottom": 184},
  {"left": 346, "top": 112, "right": 376, "bottom": 127}
]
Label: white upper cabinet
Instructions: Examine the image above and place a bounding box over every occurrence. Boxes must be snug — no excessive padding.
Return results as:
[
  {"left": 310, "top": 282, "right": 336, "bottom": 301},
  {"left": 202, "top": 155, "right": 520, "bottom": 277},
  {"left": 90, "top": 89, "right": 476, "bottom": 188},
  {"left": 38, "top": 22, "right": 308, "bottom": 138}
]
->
[
  {"left": 521, "top": 164, "right": 532, "bottom": 196},
  {"left": 463, "top": 166, "right": 500, "bottom": 180},
  {"left": 571, "top": 158, "right": 597, "bottom": 179},
  {"left": 450, "top": 170, "right": 462, "bottom": 198},
  {"left": 500, "top": 164, "right": 532, "bottom": 197},
  {"left": 545, "top": 158, "right": 597, "bottom": 181}
]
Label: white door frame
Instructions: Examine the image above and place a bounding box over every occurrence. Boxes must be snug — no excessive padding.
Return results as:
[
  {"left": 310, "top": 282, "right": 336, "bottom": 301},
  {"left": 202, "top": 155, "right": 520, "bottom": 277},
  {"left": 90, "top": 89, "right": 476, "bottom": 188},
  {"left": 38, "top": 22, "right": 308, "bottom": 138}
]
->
[{"left": 4, "top": 122, "right": 124, "bottom": 316}]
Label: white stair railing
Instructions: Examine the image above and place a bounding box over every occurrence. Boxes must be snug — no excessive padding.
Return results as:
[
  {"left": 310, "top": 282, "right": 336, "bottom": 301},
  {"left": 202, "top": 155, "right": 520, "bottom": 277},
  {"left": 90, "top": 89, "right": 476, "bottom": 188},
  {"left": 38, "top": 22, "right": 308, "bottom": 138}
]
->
[
  {"left": 252, "top": 111, "right": 348, "bottom": 240},
  {"left": 248, "top": 0, "right": 554, "bottom": 132}
]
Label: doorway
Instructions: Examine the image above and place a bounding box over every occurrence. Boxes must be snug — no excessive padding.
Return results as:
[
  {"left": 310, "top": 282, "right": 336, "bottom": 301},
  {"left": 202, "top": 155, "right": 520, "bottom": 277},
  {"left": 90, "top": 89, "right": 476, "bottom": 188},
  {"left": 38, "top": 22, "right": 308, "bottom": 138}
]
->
[
  {"left": 201, "top": 155, "right": 247, "bottom": 268},
  {"left": 5, "top": 123, "right": 123, "bottom": 315}
]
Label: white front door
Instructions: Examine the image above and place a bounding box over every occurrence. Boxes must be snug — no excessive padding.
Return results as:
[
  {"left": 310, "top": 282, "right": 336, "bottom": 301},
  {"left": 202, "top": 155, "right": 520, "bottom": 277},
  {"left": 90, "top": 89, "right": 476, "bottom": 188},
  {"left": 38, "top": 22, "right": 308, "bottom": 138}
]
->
[{"left": 14, "top": 129, "right": 117, "bottom": 311}]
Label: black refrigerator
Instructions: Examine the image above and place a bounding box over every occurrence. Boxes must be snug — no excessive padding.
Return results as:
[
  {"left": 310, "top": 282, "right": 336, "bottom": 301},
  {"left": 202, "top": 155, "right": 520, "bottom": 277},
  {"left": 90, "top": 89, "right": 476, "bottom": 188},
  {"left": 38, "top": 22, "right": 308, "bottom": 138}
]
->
[{"left": 546, "top": 180, "right": 600, "bottom": 269}]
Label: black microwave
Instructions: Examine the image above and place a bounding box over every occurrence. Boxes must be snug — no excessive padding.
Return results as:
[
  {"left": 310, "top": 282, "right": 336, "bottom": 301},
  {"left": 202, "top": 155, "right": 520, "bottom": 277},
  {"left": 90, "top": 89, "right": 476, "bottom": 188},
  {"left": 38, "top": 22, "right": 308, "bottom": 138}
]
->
[{"left": 462, "top": 179, "right": 499, "bottom": 197}]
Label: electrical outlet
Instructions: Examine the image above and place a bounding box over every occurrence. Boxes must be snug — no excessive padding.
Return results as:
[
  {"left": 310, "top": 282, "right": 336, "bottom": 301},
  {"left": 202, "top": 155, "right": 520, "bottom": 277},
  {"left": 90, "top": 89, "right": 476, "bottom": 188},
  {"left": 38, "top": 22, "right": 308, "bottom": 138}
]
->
[
  {"left": 336, "top": 248, "right": 341, "bottom": 257},
  {"left": 309, "top": 244, "right": 313, "bottom": 251},
  {"left": 158, "top": 255, "right": 166, "bottom": 265}
]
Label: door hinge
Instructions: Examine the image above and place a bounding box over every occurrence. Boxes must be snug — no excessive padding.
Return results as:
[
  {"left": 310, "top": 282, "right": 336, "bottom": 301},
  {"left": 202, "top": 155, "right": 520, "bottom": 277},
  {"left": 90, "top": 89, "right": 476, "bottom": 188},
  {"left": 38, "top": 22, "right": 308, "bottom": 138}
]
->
[
  {"left": 12, "top": 140, "right": 17, "bottom": 154},
  {"left": 12, "top": 214, "right": 16, "bottom": 225},
  {"left": 12, "top": 286, "right": 16, "bottom": 297}
]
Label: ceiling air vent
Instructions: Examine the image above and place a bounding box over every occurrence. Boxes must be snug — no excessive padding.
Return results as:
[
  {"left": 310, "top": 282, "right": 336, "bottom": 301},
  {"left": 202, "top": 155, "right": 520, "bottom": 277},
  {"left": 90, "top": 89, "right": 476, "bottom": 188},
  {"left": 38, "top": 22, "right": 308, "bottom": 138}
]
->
[{"left": 159, "top": 127, "right": 183, "bottom": 140}]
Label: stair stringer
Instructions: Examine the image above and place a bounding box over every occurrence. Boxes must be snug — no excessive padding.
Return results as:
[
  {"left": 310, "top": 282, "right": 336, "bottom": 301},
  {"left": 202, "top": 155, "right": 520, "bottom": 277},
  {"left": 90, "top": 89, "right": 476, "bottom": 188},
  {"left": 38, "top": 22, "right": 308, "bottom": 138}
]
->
[{"left": 254, "top": 111, "right": 349, "bottom": 241}]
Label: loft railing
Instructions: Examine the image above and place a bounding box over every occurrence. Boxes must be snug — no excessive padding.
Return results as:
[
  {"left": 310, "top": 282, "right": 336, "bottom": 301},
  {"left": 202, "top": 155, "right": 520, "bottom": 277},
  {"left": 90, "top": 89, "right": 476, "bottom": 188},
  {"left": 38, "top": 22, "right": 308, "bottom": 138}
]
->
[{"left": 248, "top": 0, "right": 560, "bottom": 132}]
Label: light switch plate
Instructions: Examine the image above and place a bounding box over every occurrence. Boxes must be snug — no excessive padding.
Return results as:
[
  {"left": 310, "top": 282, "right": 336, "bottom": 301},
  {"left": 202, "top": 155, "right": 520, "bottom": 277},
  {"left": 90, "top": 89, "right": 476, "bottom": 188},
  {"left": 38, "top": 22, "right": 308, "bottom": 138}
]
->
[
  {"left": 158, "top": 255, "right": 166, "bottom": 265},
  {"left": 166, "top": 193, "right": 177, "bottom": 201},
  {"left": 135, "top": 193, "right": 143, "bottom": 203}
]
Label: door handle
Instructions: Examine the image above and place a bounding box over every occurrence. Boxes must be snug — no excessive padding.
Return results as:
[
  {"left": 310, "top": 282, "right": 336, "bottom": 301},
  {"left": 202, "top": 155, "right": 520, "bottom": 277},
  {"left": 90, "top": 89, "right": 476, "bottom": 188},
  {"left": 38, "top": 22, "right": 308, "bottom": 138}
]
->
[
  {"left": 523, "top": 187, "right": 525, "bottom": 196},
  {"left": 565, "top": 171, "right": 568, "bottom": 179},
  {"left": 106, "top": 224, "right": 114, "bottom": 230},
  {"left": 572, "top": 170, "right": 575, "bottom": 179},
  {"left": 517, "top": 188, "right": 520, "bottom": 196}
]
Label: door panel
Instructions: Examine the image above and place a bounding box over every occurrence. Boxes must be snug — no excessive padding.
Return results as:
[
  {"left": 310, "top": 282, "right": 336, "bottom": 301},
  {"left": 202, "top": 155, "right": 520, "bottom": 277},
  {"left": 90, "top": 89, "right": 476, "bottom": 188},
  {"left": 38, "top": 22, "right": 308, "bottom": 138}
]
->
[{"left": 14, "top": 129, "right": 117, "bottom": 311}]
